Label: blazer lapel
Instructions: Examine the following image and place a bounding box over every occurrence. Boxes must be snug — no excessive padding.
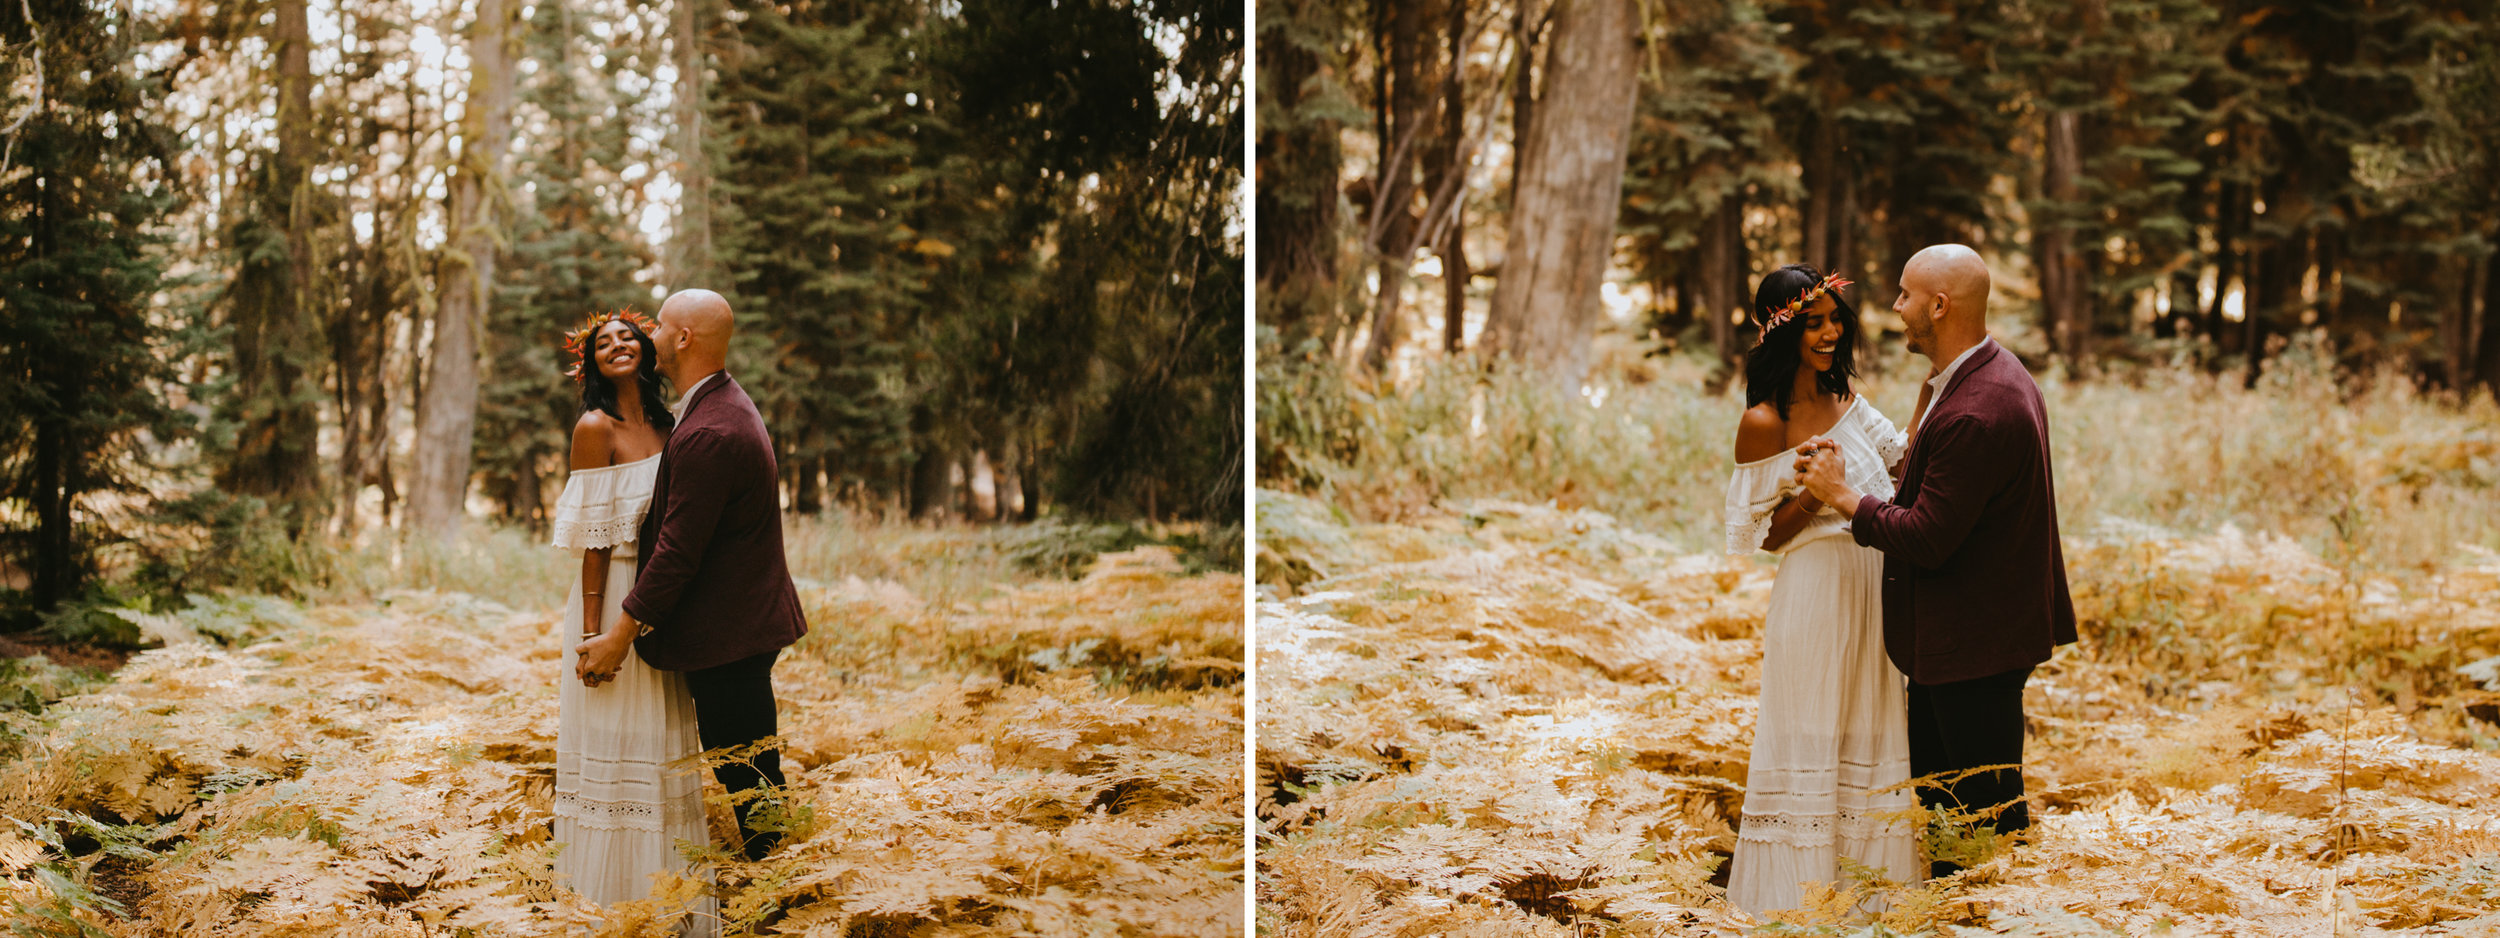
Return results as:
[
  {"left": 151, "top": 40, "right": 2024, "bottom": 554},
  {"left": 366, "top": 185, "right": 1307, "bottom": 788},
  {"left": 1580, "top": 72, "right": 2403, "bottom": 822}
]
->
[
  {"left": 1937, "top": 339, "right": 2000, "bottom": 403},
  {"left": 676, "top": 371, "right": 733, "bottom": 425},
  {"left": 1899, "top": 338, "right": 2001, "bottom": 477}
]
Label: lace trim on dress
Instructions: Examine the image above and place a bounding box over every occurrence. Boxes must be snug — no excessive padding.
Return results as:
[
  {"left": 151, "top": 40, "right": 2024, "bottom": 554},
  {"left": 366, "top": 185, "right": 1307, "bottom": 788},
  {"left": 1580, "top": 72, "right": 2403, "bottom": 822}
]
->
[
  {"left": 1736, "top": 808, "right": 1913, "bottom": 849},
  {"left": 551, "top": 454, "right": 661, "bottom": 550},
  {"left": 1857, "top": 399, "right": 1911, "bottom": 473},
  {"left": 554, "top": 789, "right": 702, "bottom": 833},
  {"left": 1724, "top": 453, "right": 1803, "bottom": 556}
]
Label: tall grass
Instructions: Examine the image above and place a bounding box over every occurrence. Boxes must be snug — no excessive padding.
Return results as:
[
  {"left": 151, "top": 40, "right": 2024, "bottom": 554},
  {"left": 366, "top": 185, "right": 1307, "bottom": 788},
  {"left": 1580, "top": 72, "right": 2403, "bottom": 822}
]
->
[{"left": 1259, "top": 332, "right": 2500, "bottom": 573}]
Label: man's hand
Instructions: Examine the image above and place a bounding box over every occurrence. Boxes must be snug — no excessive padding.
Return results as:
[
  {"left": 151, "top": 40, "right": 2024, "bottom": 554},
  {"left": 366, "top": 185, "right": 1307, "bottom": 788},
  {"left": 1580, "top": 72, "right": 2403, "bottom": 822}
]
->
[
  {"left": 576, "top": 628, "right": 633, "bottom": 687},
  {"left": 1794, "top": 438, "right": 1863, "bottom": 519}
]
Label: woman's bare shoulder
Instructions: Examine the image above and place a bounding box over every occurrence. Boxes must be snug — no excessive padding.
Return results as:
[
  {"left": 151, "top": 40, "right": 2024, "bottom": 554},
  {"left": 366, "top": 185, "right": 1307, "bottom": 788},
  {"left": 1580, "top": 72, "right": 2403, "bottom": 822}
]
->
[{"left": 1734, "top": 403, "right": 1788, "bottom": 464}]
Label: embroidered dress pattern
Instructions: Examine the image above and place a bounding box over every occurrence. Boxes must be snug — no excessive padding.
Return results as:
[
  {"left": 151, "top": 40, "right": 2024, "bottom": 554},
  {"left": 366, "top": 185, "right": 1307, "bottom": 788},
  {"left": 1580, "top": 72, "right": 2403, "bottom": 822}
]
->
[
  {"left": 1721, "top": 398, "right": 1921, "bottom": 914},
  {"left": 551, "top": 453, "right": 718, "bottom": 936}
]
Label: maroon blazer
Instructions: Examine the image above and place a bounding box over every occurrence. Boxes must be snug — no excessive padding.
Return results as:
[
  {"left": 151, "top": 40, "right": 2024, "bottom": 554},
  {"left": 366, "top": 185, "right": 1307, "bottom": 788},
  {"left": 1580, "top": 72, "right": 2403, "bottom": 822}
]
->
[
  {"left": 621, "top": 373, "right": 808, "bottom": 671},
  {"left": 1852, "top": 340, "right": 2077, "bottom": 685}
]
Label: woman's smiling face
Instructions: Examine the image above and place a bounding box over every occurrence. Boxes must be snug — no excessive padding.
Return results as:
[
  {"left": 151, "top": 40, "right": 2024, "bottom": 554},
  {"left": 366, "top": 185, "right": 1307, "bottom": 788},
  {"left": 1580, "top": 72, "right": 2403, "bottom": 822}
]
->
[
  {"left": 594, "top": 320, "right": 642, "bottom": 381},
  {"left": 1794, "top": 294, "right": 1843, "bottom": 374}
]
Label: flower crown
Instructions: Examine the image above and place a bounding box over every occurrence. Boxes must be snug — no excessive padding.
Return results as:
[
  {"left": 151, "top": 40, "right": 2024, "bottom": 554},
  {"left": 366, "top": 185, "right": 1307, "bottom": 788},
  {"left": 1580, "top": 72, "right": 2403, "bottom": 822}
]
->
[
  {"left": 1757, "top": 272, "right": 1854, "bottom": 340},
  {"left": 561, "top": 309, "right": 660, "bottom": 384}
]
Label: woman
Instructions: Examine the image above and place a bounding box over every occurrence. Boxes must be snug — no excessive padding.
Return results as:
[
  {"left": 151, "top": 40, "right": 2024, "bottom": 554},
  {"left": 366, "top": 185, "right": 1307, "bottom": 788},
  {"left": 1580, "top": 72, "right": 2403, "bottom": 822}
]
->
[
  {"left": 549, "top": 311, "right": 718, "bottom": 936},
  {"left": 1722, "top": 264, "right": 1921, "bottom": 915}
]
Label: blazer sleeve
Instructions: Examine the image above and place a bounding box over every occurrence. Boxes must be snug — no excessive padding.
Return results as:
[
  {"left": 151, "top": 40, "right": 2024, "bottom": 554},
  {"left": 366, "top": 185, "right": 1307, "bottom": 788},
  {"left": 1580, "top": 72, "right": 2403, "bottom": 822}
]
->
[
  {"left": 620, "top": 427, "right": 730, "bottom": 629},
  {"left": 1851, "top": 410, "right": 2017, "bottom": 569}
]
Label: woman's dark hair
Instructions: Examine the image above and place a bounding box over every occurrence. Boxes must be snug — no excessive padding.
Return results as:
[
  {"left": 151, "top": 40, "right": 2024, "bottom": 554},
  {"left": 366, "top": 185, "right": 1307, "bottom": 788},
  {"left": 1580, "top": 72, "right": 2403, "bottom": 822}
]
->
[
  {"left": 579, "top": 320, "right": 676, "bottom": 435},
  {"left": 1742, "top": 263, "right": 1858, "bottom": 419}
]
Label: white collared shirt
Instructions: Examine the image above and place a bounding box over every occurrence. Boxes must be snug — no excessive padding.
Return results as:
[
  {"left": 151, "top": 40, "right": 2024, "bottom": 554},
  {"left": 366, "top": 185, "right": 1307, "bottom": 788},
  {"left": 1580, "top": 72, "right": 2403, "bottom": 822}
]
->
[
  {"left": 672, "top": 372, "right": 719, "bottom": 420},
  {"left": 1918, "top": 336, "right": 1994, "bottom": 432}
]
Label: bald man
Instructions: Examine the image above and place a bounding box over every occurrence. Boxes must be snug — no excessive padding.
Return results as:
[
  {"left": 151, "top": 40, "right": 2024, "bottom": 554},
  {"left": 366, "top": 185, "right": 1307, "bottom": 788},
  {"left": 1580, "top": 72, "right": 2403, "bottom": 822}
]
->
[
  {"left": 1793, "top": 245, "right": 2077, "bottom": 876},
  {"left": 578, "top": 288, "right": 809, "bottom": 861}
]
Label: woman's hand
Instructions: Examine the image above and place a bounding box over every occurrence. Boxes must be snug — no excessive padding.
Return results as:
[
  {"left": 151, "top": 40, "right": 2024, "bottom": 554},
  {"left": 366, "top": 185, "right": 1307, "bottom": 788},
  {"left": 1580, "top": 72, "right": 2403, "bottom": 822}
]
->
[{"left": 575, "top": 629, "right": 633, "bottom": 687}]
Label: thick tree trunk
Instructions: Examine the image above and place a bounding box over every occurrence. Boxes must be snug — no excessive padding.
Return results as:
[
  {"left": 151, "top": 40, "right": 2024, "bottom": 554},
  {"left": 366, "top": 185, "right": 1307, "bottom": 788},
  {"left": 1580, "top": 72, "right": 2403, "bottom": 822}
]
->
[
  {"left": 2040, "top": 109, "right": 2088, "bottom": 367},
  {"left": 2245, "top": 180, "right": 2306, "bottom": 389},
  {"left": 218, "top": 0, "right": 324, "bottom": 525},
  {"left": 1800, "top": 117, "right": 1835, "bottom": 270},
  {"left": 1481, "top": 0, "right": 1640, "bottom": 385},
  {"left": 668, "top": 0, "right": 712, "bottom": 288},
  {"left": 1697, "top": 196, "right": 1746, "bottom": 369},
  {"left": 1362, "top": 0, "right": 1430, "bottom": 371},
  {"left": 1254, "top": 0, "right": 1343, "bottom": 346},
  {"left": 409, "top": 0, "right": 518, "bottom": 540}
]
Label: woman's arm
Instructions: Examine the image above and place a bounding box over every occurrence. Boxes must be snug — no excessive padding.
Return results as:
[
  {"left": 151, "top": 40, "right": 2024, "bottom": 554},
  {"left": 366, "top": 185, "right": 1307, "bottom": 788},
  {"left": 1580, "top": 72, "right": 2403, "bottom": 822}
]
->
[
  {"left": 1735, "top": 406, "right": 1824, "bottom": 552},
  {"left": 568, "top": 413, "right": 615, "bottom": 639}
]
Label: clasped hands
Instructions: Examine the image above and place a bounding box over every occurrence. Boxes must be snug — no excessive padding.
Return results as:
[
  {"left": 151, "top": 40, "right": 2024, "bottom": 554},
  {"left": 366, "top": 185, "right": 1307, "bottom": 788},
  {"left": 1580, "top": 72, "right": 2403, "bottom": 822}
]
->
[
  {"left": 1792, "top": 438, "right": 1860, "bottom": 518},
  {"left": 575, "top": 614, "right": 638, "bottom": 688}
]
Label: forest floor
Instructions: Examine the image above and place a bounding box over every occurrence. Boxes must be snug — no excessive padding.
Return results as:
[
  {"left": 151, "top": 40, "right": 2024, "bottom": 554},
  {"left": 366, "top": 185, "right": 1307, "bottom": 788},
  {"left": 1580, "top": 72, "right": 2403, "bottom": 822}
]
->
[
  {"left": 1254, "top": 490, "right": 2500, "bottom": 937},
  {"left": 0, "top": 524, "right": 1245, "bottom": 937}
]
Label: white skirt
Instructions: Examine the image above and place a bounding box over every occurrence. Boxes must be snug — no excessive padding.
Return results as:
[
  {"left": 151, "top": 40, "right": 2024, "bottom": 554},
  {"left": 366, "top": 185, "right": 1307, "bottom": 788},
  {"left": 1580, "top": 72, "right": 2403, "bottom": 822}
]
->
[
  {"left": 1727, "top": 534, "right": 1920, "bottom": 916},
  {"left": 555, "top": 552, "right": 719, "bottom": 937}
]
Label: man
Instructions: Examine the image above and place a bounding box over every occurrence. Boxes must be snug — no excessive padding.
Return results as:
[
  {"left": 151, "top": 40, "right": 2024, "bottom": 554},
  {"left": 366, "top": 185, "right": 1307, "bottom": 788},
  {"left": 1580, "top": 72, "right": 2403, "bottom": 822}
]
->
[
  {"left": 1792, "top": 244, "right": 2077, "bottom": 875},
  {"left": 575, "top": 288, "right": 809, "bottom": 861}
]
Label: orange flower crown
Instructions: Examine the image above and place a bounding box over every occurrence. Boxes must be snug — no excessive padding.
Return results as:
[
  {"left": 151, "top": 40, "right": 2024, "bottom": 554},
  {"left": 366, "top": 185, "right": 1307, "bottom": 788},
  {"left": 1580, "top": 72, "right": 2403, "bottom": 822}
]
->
[
  {"left": 1757, "top": 273, "right": 1854, "bottom": 340},
  {"left": 562, "top": 309, "right": 660, "bottom": 384}
]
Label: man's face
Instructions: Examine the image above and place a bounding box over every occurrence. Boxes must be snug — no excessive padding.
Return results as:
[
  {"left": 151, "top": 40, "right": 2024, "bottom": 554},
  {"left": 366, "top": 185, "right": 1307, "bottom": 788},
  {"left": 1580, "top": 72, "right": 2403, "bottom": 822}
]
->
[
  {"left": 650, "top": 312, "right": 682, "bottom": 373},
  {"left": 1893, "top": 269, "right": 1941, "bottom": 358}
]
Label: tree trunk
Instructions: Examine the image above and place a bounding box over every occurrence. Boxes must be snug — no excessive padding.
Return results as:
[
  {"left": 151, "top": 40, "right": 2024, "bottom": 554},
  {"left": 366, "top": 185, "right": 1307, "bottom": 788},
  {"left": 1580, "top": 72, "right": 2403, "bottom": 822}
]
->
[
  {"left": 1361, "top": 0, "right": 1430, "bottom": 371},
  {"left": 217, "top": 0, "right": 324, "bottom": 526},
  {"left": 1507, "top": 0, "right": 1538, "bottom": 199},
  {"left": 1800, "top": 116, "right": 1835, "bottom": 270},
  {"left": 1698, "top": 196, "right": 1746, "bottom": 368},
  {"left": 2208, "top": 176, "right": 2240, "bottom": 353},
  {"left": 1440, "top": 0, "right": 1468, "bottom": 355},
  {"left": 1481, "top": 0, "right": 1640, "bottom": 385},
  {"left": 1018, "top": 440, "right": 1043, "bottom": 522},
  {"left": 2040, "top": 109, "right": 2088, "bottom": 368},
  {"left": 2448, "top": 256, "right": 2478, "bottom": 391},
  {"left": 668, "top": 0, "right": 712, "bottom": 288},
  {"left": 30, "top": 372, "right": 72, "bottom": 612},
  {"left": 793, "top": 449, "right": 823, "bottom": 514},
  {"left": 409, "top": 0, "right": 519, "bottom": 540},
  {"left": 2477, "top": 249, "right": 2500, "bottom": 395},
  {"left": 2245, "top": 181, "right": 2306, "bottom": 389},
  {"left": 1254, "top": 0, "right": 1344, "bottom": 346}
]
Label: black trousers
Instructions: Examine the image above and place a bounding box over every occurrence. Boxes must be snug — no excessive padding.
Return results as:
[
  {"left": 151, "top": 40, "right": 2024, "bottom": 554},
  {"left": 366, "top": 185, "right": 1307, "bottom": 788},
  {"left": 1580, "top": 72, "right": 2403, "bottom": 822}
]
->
[
  {"left": 1907, "top": 664, "right": 2033, "bottom": 862},
  {"left": 683, "top": 648, "right": 787, "bottom": 860}
]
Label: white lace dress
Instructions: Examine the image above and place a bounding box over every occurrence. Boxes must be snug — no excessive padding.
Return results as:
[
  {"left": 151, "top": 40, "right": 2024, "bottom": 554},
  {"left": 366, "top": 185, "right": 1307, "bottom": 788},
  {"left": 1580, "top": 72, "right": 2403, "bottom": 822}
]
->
[
  {"left": 1721, "top": 397, "right": 1920, "bottom": 916},
  {"left": 550, "top": 454, "right": 717, "bottom": 936}
]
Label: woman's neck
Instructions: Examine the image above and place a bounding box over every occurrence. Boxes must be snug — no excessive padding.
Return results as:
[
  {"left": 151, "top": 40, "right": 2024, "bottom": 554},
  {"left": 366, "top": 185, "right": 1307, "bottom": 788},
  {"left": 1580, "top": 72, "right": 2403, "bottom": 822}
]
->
[
  {"left": 1789, "top": 365, "right": 1826, "bottom": 410},
  {"left": 612, "top": 382, "right": 648, "bottom": 427}
]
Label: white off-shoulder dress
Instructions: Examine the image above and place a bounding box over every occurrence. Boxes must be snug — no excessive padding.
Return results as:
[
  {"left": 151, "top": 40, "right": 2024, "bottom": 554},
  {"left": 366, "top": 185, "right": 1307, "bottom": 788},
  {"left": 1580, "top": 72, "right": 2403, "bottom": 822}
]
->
[
  {"left": 549, "top": 453, "right": 717, "bottom": 936},
  {"left": 1722, "top": 397, "right": 1920, "bottom": 916}
]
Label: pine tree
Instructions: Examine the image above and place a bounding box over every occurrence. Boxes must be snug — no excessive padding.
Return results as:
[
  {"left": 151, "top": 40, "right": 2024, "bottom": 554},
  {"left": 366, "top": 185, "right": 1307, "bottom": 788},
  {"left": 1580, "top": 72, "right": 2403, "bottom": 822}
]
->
[
  {"left": 471, "top": 0, "right": 664, "bottom": 528},
  {"left": 709, "top": 0, "right": 931, "bottom": 506},
  {"left": 0, "top": 0, "right": 188, "bottom": 614}
]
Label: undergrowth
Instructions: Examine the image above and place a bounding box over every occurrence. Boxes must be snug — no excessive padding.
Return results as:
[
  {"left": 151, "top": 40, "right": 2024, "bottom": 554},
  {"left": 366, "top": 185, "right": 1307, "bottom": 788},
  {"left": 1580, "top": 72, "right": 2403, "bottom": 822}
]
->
[
  {"left": 0, "top": 523, "right": 1244, "bottom": 936},
  {"left": 1259, "top": 330, "right": 2500, "bottom": 572},
  {"left": 1254, "top": 493, "right": 2500, "bottom": 936}
]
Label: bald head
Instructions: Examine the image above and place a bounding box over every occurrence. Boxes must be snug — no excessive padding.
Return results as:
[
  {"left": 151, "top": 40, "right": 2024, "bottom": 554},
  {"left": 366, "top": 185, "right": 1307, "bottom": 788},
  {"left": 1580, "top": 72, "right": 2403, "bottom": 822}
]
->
[
  {"left": 1892, "top": 244, "right": 1993, "bottom": 366},
  {"left": 1905, "top": 244, "right": 1992, "bottom": 320},
  {"left": 652, "top": 288, "right": 734, "bottom": 385}
]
